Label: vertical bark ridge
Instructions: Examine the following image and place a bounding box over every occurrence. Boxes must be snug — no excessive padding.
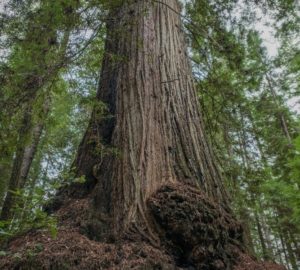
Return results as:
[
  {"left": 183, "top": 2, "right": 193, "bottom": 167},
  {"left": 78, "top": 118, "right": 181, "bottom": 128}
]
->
[{"left": 74, "top": 0, "right": 230, "bottom": 238}]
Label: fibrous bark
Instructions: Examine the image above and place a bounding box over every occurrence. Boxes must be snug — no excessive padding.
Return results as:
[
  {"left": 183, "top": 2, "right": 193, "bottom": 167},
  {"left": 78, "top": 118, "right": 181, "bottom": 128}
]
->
[
  {"left": 74, "top": 0, "right": 229, "bottom": 240},
  {"left": 0, "top": 1, "right": 287, "bottom": 270}
]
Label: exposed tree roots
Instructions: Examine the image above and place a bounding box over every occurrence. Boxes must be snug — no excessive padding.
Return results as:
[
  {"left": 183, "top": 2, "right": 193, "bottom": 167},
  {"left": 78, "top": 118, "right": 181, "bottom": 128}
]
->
[{"left": 0, "top": 183, "right": 286, "bottom": 270}]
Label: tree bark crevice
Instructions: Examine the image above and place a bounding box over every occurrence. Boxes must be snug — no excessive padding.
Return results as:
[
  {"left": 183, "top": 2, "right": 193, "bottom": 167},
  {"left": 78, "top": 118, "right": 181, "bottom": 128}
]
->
[
  {"left": 0, "top": 1, "right": 287, "bottom": 270},
  {"left": 74, "top": 0, "right": 229, "bottom": 240}
]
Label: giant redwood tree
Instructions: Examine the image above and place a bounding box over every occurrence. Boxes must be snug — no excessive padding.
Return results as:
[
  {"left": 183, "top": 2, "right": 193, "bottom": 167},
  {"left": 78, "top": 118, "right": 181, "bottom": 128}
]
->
[
  {"left": 0, "top": 1, "right": 286, "bottom": 269},
  {"left": 74, "top": 0, "right": 229, "bottom": 239}
]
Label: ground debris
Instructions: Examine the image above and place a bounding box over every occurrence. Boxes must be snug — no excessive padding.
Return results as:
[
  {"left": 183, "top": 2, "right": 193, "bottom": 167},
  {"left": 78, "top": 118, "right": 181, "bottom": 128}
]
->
[
  {"left": 234, "top": 249, "right": 286, "bottom": 270},
  {"left": 0, "top": 183, "right": 286, "bottom": 270},
  {"left": 0, "top": 229, "right": 175, "bottom": 269},
  {"left": 148, "top": 184, "right": 286, "bottom": 270}
]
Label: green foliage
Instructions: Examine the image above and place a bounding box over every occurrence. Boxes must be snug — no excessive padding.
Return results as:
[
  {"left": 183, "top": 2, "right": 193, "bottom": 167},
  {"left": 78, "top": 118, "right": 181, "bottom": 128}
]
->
[
  {"left": 0, "top": 0, "right": 299, "bottom": 268},
  {"left": 184, "top": 0, "right": 299, "bottom": 266},
  {"left": 0, "top": 187, "right": 57, "bottom": 241},
  {"left": 289, "top": 136, "right": 300, "bottom": 177}
]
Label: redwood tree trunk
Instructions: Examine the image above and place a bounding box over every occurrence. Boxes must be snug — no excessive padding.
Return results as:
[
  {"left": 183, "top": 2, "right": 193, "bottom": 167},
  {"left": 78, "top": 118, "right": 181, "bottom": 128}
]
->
[
  {"left": 75, "top": 0, "right": 229, "bottom": 239},
  {"left": 0, "top": 1, "right": 287, "bottom": 270}
]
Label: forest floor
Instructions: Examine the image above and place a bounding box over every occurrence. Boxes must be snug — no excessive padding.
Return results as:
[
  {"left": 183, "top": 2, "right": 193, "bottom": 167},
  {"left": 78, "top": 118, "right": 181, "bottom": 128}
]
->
[{"left": 0, "top": 184, "right": 286, "bottom": 270}]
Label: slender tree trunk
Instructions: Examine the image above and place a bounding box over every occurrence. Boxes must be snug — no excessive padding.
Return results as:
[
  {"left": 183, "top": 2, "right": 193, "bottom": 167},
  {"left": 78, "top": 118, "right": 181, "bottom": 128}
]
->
[
  {"left": 273, "top": 233, "right": 284, "bottom": 265},
  {"left": 239, "top": 207, "right": 255, "bottom": 255},
  {"left": 284, "top": 233, "right": 298, "bottom": 270},
  {"left": 279, "top": 231, "right": 292, "bottom": 270},
  {"left": 289, "top": 233, "right": 300, "bottom": 262},
  {"left": 259, "top": 202, "right": 275, "bottom": 260},
  {"left": 13, "top": 98, "right": 50, "bottom": 223},
  {"left": 19, "top": 146, "right": 44, "bottom": 223},
  {"left": 19, "top": 98, "right": 50, "bottom": 189},
  {"left": 266, "top": 74, "right": 292, "bottom": 145},
  {"left": 18, "top": 124, "right": 44, "bottom": 187},
  {"left": 262, "top": 218, "right": 275, "bottom": 259},
  {"left": 74, "top": 0, "right": 229, "bottom": 240},
  {"left": 0, "top": 158, "right": 12, "bottom": 209},
  {"left": 0, "top": 106, "right": 33, "bottom": 220},
  {"left": 0, "top": 29, "right": 69, "bottom": 221},
  {"left": 254, "top": 209, "right": 269, "bottom": 260}
]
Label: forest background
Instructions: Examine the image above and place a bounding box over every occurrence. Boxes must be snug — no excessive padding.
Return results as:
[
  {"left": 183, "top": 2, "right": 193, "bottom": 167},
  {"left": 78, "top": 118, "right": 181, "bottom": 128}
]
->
[{"left": 0, "top": 0, "right": 299, "bottom": 269}]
